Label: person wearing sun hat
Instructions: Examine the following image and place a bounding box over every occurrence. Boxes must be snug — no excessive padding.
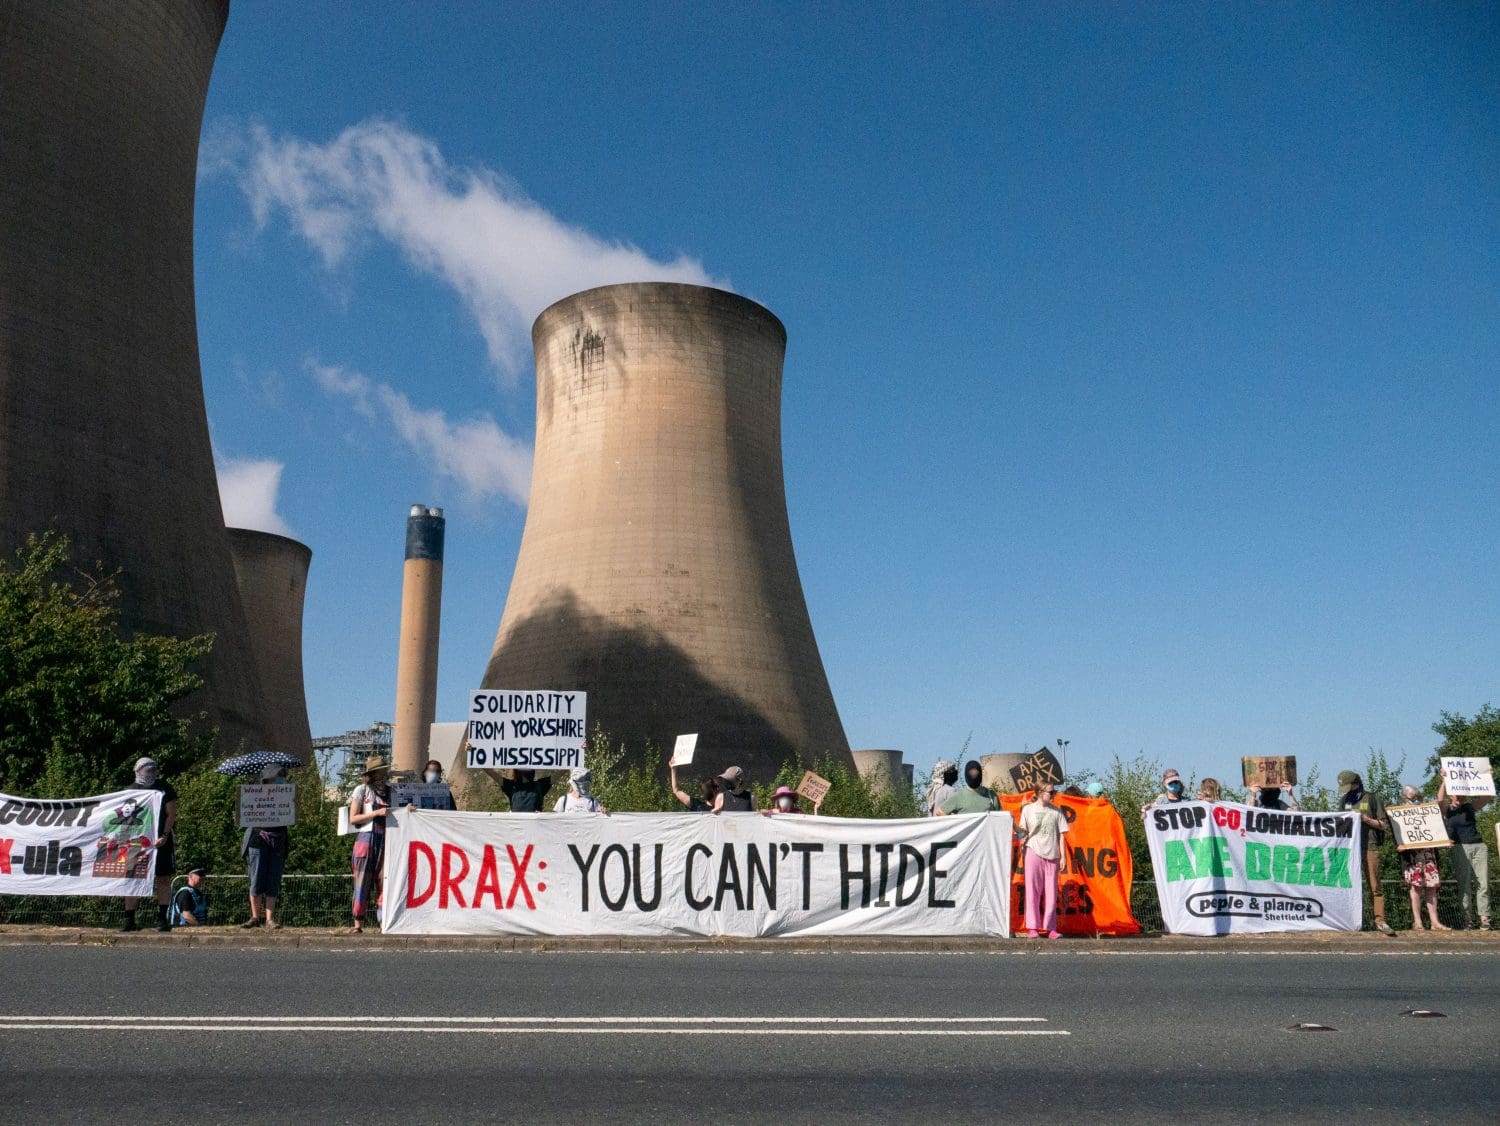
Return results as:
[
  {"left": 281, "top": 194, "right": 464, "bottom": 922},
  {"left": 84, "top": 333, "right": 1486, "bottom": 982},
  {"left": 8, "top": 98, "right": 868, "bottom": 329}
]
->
[
  {"left": 347, "top": 755, "right": 391, "bottom": 933},
  {"left": 763, "top": 785, "right": 821, "bottom": 816},
  {"left": 712, "top": 766, "right": 757, "bottom": 812}
]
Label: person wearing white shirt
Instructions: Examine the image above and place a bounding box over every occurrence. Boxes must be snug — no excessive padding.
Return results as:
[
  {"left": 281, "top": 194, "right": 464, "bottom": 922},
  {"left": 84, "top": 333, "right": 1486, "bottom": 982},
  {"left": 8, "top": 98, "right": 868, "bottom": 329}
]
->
[{"left": 1017, "top": 784, "right": 1069, "bottom": 939}]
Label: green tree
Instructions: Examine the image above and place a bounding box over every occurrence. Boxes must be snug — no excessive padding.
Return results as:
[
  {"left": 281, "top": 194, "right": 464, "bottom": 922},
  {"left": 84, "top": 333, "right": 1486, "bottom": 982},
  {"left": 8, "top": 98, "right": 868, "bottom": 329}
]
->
[
  {"left": 0, "top": 533, "right": 215, "bottom": 796},
  {"left": 1428, "top": 705, "right": 1500, "bottom": 779}
]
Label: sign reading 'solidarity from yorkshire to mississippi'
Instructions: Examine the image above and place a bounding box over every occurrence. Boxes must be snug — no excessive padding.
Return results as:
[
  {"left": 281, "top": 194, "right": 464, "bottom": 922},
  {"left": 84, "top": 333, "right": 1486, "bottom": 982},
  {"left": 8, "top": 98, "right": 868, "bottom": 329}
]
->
[
  {"left": 0, "top": 788, "right": 164, "bottom": 898},
  {"left": 467, "top": 690, "right": 587, "bottom": 770},
  {"left": 1143, "top": 801, "right": 1363, "bottom": 935}
]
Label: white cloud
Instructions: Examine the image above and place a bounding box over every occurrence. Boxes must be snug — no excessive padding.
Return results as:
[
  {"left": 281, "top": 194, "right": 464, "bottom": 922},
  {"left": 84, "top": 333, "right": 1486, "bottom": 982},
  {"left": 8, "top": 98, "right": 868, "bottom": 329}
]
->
[
  {"left": 217, "top": 455, "right": 294, "bottom": 537},
  {"left": 309, "top": 359, "right": 531, "bottom": 506},
  {"left": 233, "top": 119, "right": 727, "bottom": 376}
]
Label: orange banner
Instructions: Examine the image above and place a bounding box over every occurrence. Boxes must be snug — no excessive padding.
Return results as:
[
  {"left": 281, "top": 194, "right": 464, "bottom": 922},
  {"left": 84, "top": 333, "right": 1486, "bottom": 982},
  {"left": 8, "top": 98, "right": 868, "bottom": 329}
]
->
[{"left": 1000, "top": 793, "right": 1141, "bottom": 935}]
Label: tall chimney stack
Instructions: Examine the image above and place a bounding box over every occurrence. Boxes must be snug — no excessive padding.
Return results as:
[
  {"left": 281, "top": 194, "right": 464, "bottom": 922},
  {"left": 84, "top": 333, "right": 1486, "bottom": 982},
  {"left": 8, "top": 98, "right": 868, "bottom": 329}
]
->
[{"left": 392, "top": 504, "right": 445, "bottom": 774}]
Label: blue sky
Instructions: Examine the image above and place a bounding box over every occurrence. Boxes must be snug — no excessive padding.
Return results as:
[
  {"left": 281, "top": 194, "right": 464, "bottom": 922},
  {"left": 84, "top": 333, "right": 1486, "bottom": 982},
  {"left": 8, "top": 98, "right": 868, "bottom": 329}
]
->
[{"left": 195, "top": 2, "right": 1499, "bottom": 789}]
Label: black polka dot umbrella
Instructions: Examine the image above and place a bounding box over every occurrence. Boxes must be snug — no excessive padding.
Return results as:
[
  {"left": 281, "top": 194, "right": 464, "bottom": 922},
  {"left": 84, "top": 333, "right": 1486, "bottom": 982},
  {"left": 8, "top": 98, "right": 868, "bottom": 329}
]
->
[{"left": 215, "top": 750, "right": 304, "bottom": 778}]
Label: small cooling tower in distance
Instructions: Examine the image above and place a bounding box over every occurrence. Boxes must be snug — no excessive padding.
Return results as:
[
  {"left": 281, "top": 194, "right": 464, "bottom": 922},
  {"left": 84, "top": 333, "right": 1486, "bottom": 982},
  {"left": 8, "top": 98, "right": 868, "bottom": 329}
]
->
[{"left": 225, "top": 529, "right": 313, "bottom": 763}]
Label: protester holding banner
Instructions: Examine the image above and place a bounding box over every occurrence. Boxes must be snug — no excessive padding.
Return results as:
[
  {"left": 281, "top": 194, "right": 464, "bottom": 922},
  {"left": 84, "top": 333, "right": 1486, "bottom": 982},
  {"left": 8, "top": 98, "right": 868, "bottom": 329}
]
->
[
  {"left": 1143, "top": 768, "right": 1186, "bottom": 812},
  {"left": 1251, "top": 783, "right": 1299, "bottom": 811},
  {"left": 348, "top": 756, "right": 391, "bottom": 933},
  {"left": 712, "top": 766, "right": 756, "bottom": 812},
  {"left": 764, "top": 786, "right": 821, "bottom": 816},
  {"left": 1017, "top": 785, "right": 1068, "bottom": 938},
  {"left": 1339, "top": 770, "right": 1394, "bottom": 934},
  {"left": 241, "top": 764, "right": 291, "bottom": 930},
  {"left": 554, "top": 768, "right": 607, "bottom": 813},
  {"left": 1438, "top": 779, "right": 1491, "bottom": 930},
  {"left": 670, "top": 763, "right": 717, "bottom": 812},
  {"left": 418, "top": 760, "right": 458, "bottom": 810},
  {"left": 924, "top": 761, "right": 958, "bottom": 816},
  {"left": 1195, "top": 778, "right": 1222, "bottom": 802},
  {"left": 121, "top": 757, "right": 178, "bottom": 933},
  {"left": 937, "top": 761, "right": 998, "bottom": 815},
  {"left": 1397, "top": 785, "right": 1450, "bottom": 931},
  {"left": 502, "top": 770, "right": 552, "bottom": 813}
]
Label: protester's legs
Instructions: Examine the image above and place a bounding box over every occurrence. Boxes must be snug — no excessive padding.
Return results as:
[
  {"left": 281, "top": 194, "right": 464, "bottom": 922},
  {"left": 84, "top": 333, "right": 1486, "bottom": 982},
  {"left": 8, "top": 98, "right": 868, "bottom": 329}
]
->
[
  {"left": 1468, "top": 844, "right": 1491, "bottom": 923},
  {"left": 248, "top": 893, "right": 264, "bottom": 921},
  {"left": 1040, "top": 856, "right": 1060, "bottom": 935},
  {"left": 1407, "top": 882, "right": 1422, "bottom": 928},
  {"left": 1023, "top": 849, "right": 1044, "bottom": 935},
  {"left": 1364, "top": 848, "right": 1387, "bottom": 926},
  {"left": 1451, "top": 842, "right": 1476, "bottom": 921},
  {"left": 1424, "top": 886, "right": 1447, "bottom": 929}
]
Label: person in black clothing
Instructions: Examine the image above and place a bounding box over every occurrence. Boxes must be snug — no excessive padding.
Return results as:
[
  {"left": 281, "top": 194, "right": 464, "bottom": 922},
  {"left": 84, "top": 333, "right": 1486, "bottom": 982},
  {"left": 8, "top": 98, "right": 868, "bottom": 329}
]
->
[
  {"left": 122, "top": 756, "right": 178, "bottom": 933},
  {"left": 172, "top": 866, "right": 209, "bottom": 927},
  {"left": 502, "top": 770, "right": 553, "bottom": 813},
  {"left": 670, "top": 763, "right": 718, "bottom": 812},
  {"left": 712, "top": 766, "right": 756, "bottom": 812},
  {"left": 1438, "top": 778, "right": 1492, "bottom": 930}
]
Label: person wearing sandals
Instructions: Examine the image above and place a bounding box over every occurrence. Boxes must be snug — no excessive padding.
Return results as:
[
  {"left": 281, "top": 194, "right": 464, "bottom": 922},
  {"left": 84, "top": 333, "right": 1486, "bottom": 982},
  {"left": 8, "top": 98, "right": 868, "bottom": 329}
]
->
[
  {"left": 348, "top": 756, "right": 391, "bottom": 933},
  {"left": 1398, "top": 784, "right": 1451, "bottom": 932},
  {"left": 1017, "top": 783, "right": 1069, "bottom": 939},
  {"left": 241, "top": 764, "right": 291, "bottom": 930}
]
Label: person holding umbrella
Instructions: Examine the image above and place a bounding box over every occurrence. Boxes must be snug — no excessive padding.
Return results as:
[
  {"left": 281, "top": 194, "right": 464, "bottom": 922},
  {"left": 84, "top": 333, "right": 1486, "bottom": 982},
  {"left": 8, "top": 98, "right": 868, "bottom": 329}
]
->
[
  {"left": 215, "top": 750, "right": 301, "bottom": 931},
  {"left": 348, "top": 755, "right": 392, "bottom": 933}
]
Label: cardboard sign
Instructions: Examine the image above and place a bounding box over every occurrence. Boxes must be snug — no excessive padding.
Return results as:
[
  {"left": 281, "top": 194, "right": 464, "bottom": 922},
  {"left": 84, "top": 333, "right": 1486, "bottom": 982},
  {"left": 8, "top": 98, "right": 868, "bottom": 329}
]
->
[
  {"left": 670, "top": 734, "right": 698, "bottom": 768},
  {"left": 1009, "top": 748, "right": 1063, "bottom": 792},
  {"left": 1241, "top": 756, "right": 1297, "bottom": 788},
  {"left": 391, "top": 781, "right": 453, "bottom": 810},
  {"left": 797, "top": 771, "right": 832, "bottom": 806},
  {"left": 237, "top": 783, "right": 296, "bottom": 828},
  {"left": 467, "top": 690, "right": 587, "bottom": 770},
  {"left": 1386, "top": 803, "right": 1450, "bottom": 851},
  {"left": 1440, "top": 757, "right": 1495, "bottom": 798}
]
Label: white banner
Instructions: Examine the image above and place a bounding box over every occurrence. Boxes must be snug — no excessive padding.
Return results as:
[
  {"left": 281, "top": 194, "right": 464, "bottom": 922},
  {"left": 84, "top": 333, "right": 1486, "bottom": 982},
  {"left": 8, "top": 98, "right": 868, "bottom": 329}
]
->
[
  {"left": 391, "top": 781, "right": 454, "bottom": 810},
  {"left": 237, "top": 784, "right": 296, "bottom": 828},
  {"left": 1144, "top": 801, "right": 1362, "bottom": 935},
  {"left": 0, "top": 788, "right": 164, "bottom": 898},
  {"left": 383, "top": 810, "right": 1013, "bottom": 937},
  {"left": 466, "top": 690, "right": 587, "bottom": 770}
]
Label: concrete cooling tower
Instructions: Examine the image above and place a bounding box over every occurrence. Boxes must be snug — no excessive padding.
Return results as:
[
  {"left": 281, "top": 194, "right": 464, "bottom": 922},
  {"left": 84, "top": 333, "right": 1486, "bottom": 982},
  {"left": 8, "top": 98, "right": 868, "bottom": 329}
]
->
[
  {"left": 483, "top": 282, "right": 852, "bottom": 782},
  {"left": 0, "top": 1, "right": 270, "bottom": 751},
  {"left": 226, "top": 529, "right": 312, "bottom": 764}
]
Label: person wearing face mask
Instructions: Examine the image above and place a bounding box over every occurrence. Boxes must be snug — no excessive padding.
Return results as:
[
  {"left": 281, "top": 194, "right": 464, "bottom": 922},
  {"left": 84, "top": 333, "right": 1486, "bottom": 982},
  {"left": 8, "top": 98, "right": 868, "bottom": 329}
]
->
[
  {"left": 1017, "top": 784, "right": 1069, "bottom": 938},
  {"left": 763, "top": 785, "right": 822, "bottom": 816},
  {"left": 553, "top": 768, "right": 608, "bottom": 813},
  {"left": 121, "top": 757, "right": 177, "bottom": 933},
  {"left": 1143, "top": 769, "right": 1187, "bottom": 812},
  {"left": 348, "top": 756, "right": 391, "bottom": 934},
  {"left": 924, "top": 761, "right": 959, "bottom": 817},
  {"left": 936, "top": 760, "right": 999, "bottom": 815},
  {"left": 1339, "top": 770, "right": 1395, "bottom": 935},
  {"left": 240, "top": 765, "right": 291, "bottom": 930},
  {"left": 405, "top": 759, "right": 456, "bottom": 811},
  {"left": 1396, "top": 783, "right": 1450, "bottom": 932},
  {"left": 502, "top": 769, "right": 553, "bottom": 813}
]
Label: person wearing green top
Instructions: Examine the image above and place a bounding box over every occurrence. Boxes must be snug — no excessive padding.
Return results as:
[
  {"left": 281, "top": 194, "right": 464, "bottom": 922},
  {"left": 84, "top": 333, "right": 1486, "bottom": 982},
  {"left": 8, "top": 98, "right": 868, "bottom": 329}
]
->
[
  {"left": 1339, "top": 770, "right": 1394, "bottom": 935},
  {"left": 936, "top": 761, "right": 1000, "bottom": 815}
]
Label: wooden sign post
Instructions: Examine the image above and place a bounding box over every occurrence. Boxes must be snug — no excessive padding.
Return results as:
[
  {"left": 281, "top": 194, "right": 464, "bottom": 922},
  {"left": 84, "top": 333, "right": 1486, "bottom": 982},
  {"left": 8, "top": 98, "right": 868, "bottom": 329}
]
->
[
  {"left": 797, "top": 771, "right": 832, "bottom": 807},
  {"left": 1241, "top": 756, "right": 1297, "bottom": 788},
  {"left": 1386, "top": 803, "right": 1451, "bottom": 851}
]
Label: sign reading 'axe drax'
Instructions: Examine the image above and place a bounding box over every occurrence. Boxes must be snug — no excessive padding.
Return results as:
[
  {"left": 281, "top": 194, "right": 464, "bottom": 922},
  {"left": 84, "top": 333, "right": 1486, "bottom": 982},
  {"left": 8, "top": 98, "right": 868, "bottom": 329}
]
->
[{"left": 1010, "top": 748, "right": 1064, "bottom": 792}]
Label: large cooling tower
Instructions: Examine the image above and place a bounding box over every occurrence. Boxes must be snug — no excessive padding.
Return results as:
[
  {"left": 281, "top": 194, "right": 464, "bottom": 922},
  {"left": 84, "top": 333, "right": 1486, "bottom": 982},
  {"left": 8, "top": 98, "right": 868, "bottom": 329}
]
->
[
  {"left": 0, "top": 1, "right": 269, "bottom": 751},
  {"left": 482, "top": 282, "right": 851, "bottom": 781},
  {"left": 226, "top": 529, "right": 312, "bottom": 764}
]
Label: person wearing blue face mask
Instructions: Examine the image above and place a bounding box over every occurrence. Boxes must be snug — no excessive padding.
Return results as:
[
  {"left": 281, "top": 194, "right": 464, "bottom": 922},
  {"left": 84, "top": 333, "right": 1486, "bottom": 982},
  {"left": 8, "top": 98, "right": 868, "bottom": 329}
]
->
[{"left": 1143, "top": 768, "right": 1187, "bottom": 812}]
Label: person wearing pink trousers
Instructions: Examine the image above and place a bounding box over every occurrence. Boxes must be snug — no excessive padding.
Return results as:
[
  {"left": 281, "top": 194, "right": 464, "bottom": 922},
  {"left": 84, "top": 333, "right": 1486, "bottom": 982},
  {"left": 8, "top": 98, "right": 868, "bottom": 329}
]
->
[{"left": 1018, "top": 784, "right": 1069, "bottom": 939}]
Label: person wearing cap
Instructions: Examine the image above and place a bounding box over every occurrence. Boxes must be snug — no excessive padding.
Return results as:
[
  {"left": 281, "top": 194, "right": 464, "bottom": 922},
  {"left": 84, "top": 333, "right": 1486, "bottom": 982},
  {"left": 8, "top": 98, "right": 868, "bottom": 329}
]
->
[
  {"left": 712, "top": 766, "right": 756, "bottom": 812},
  {"left": 670, "top": 764, "right": 718, "bottom": 812},
  {"left": 241, "top": 763, "right": 291, "bottom": 930},
  {"left": 1142, "top": 769, "right": 1187, "bottom": 812},
  {"left": 170, "top": 866, "right": 209, "bottom": 928},
  {"left": 763, "top": 786, "right": 821, "bottom": 816},
  {"left": 924, "top": 761, "right": 959, "bottom": 817},
  {"left": 1339, "top": 770, "right": 1394, "bottom": 935},
  {"left": 1084, "top": 781, "right": 1107, "bottom": 799},
  {"left": 121, "top": 756, "right": 178, "bottom": 933},
  {"left": 502, "top": 769, "right": 553, "bottom": 813},
  {"left": 553, "top": 768, "right": 607, "bottom": 813},
  {"left": 1437, "top": 775, "right": 1491, "bottom": 930},
  {"left": 936, "top": 761, "right": 999, "bottom": 815},
  {"left": 1397, "top": 784, "right": 1450, "bottom": 932},
  {"left": 348, "top": 755, "right": 392, "bottom": 934}
]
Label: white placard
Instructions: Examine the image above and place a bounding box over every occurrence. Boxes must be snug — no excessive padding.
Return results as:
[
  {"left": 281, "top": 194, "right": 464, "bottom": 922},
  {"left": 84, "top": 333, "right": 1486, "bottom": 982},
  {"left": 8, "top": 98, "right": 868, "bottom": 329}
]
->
[
  {"left": 383, "top": 810, "right": 1013, "bottom": 938},
  {"left": 391, "top": 781, "right": 454, "bottom": 810},
  {"left": 670, "top": 734, "right": 698, "bottom": 767},
  {"left": 237, "top": 784, "right": 296, "bottom": 828},
  {"left": 1440, "top": 757, "right": 1495, "bottom": 797},
  {"left": 1386, "top": 803, "right": 1451, "bottom": 851},
  {"left": 1143, "top": 801, "right": 1363, "bottom": 935},
  {"left": 466, "top": 690, "right": 587, "bottom": 770},
  {"left": 0, "top": 788, "right": 163, "bottom": 898}
]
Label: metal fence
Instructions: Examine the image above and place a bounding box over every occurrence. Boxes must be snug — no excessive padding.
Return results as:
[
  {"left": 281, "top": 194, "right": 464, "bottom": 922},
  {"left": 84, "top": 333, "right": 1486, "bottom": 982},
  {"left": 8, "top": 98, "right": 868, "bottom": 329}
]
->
[{"left": 0, "top": 875, "right": 1491, "bottom": 933}]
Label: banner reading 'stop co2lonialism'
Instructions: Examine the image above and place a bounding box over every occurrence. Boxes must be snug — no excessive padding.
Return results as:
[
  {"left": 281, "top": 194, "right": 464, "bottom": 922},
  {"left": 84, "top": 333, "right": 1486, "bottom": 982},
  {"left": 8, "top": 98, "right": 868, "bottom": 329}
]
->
[
  {"left": 1144, "top": 801, "right": 1362, "bottom": 935},
  {"left": 384, "top": 810, "right": 1013, "bottom": 938}
]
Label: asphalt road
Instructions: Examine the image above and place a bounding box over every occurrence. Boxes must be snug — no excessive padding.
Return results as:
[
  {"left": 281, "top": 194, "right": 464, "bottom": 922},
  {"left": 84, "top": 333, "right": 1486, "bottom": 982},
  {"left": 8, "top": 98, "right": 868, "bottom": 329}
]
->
[{"left": 0, "top": 946, "right": 1494, "bottom": 1123}]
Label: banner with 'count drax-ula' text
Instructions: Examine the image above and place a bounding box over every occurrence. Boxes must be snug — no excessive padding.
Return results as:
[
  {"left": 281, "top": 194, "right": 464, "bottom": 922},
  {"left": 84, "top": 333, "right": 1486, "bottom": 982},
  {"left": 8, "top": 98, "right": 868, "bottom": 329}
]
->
[
  {"left": 0, "top": 788, "right": 163, "bottom": 898},
  {"left": 384, "top": 810, "right": 1013, "bottom": 937},
  {"left": 1144, "top": 801, "right": 1363, "bottom": 935}
]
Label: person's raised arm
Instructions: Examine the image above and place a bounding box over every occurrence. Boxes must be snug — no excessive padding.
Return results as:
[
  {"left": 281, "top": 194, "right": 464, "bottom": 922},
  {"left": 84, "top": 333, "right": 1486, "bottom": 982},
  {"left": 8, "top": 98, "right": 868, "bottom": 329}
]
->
[{"left": 670, "top": 765, "right": 692, "bottom": 809}]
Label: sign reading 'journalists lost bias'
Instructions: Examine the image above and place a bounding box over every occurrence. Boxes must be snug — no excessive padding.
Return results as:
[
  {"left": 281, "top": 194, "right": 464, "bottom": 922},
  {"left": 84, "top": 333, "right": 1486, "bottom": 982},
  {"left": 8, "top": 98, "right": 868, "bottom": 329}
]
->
[
  {"left": 1143, "top": 801, "right": 1362, "bottom": 935},
  {"left": 467, "top": 690, "right": 587, "bottom": 770},
  {"left": 0, "top": 788, "right": 164, "bottom": 898},
  {"left": 382, "top": 810, "right": 1013, "bottom": 937}
]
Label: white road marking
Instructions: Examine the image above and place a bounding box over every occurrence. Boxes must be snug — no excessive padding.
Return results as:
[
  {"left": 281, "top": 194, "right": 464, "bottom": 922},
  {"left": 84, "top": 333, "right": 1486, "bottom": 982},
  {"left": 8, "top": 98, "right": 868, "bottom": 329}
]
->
[
  {"left": 0, "top": 1023, "right": 1068, "bottom": 1036},
  {"left": 0, "top": 1014, "right": 1047, "bottom": 1024}
]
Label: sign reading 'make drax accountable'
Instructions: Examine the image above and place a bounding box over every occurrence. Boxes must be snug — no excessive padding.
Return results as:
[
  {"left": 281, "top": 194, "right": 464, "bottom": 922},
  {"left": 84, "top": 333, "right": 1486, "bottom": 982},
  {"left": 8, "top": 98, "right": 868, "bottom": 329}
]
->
[
  {"left": 382, "top": 810, "right": 1013, "bottom": 938},
  {"left": 467, "top": 690, "right": 586, "bottom": 770},
  {"left": 1144, "top": 801, "right": 1362, "bottom": 935},
  {"left": 0, "top": 788, "right": 163, "bottom": 898}
]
